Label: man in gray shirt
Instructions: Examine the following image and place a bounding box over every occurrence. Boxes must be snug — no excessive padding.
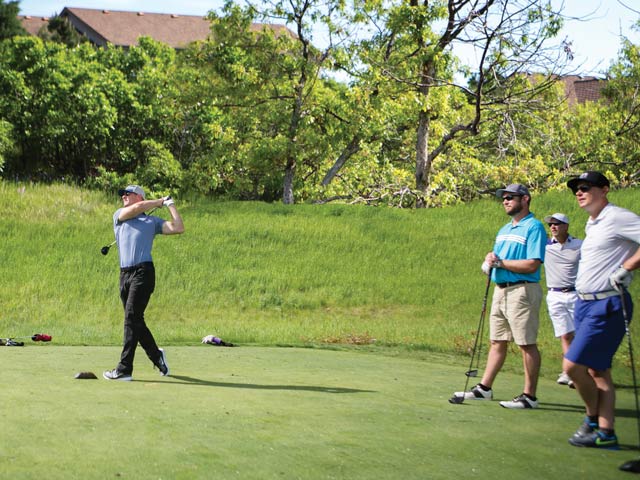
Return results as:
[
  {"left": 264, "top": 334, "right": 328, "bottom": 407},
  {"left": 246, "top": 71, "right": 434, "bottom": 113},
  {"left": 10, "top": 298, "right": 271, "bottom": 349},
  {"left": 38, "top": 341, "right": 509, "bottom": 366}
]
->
[
  {"left": 103, "top": 185, "right": 185, "bottom": 381},
  {"left": 564, "top": 172, "right": 640, "bottom": 449},
  {"left": 543, "top": 213, "right": 582, "bottom": 387}
]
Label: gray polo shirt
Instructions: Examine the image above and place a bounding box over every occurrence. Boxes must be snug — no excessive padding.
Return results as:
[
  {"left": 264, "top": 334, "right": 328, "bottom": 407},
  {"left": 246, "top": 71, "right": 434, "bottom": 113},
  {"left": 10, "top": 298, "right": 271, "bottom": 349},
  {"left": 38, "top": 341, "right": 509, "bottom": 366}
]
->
[
  {"left": 545, "top": 235, "right": 582, "bottom": 289},
  {"left": 113, "top": 210, "right": 165, "bottom": 268},
  {"left": 576, "top": 203, "right": 640, "bottom": 293}
]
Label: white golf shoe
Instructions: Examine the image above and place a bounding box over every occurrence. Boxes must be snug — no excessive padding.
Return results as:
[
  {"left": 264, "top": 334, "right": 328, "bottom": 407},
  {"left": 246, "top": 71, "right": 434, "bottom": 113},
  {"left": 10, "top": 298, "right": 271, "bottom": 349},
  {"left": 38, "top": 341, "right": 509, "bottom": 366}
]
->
[{"left": 453, "top": 383, "right": 493, "bottom": 400}]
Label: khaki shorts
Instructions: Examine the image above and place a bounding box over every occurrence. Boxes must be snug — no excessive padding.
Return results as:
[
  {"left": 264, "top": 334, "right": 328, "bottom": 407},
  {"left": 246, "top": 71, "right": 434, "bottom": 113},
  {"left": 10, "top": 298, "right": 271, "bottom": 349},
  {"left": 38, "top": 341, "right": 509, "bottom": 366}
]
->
[{"left": 490, "top": 282, "right": 542, "bottom": 345}]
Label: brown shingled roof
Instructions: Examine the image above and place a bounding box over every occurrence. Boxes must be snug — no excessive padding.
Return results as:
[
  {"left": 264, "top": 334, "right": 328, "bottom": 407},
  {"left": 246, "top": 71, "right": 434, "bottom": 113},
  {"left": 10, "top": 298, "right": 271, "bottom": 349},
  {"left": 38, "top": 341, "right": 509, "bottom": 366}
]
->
[
  {"left": 18, "top": 15, "right": 50, "bottom": 36},
  {"left": 61, "top": 7, "right": 213, "bottom": 48},
  {"left": 19, "top": 7, "right": 294, "bottom": 49},
  {"left": 55, "top": 7, "right": 292, "bottom": 49}
]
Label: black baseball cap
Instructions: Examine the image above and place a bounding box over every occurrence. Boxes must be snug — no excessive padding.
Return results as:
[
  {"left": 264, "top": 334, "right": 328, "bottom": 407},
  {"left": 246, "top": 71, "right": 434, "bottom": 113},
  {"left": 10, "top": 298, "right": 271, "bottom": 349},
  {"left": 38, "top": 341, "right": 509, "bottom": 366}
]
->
[{"left": 567, "top": 171, "right": 610, "bottom": 191}]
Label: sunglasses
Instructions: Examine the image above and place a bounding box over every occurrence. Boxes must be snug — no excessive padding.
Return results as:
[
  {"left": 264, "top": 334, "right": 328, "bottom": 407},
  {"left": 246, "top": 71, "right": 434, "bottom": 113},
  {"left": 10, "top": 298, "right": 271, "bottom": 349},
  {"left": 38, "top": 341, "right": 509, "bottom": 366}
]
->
[
  {"left": 547, "top": 223, "right": 563, "bottom": 226},
  {"left": 122, "top": 191, "right": 137, "bottom": 196},
  {"left": 502, "top": 195, "right": 521, "bottom": 201},
  {"left": 572, "top": 185, "right": 592, "bottom": 194}
]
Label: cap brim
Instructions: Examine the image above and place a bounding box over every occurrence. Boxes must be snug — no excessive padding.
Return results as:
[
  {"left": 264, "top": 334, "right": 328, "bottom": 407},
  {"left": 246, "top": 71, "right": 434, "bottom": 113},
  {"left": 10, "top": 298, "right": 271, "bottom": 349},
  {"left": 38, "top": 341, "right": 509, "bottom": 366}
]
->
[
  {"left": 568, "top": 177, "right": 602, "bottom": 189},
  {"left": 117, "top": 189, "right": 127, "bottom": 196},
  {"left": 567, "top": 178, "right": 580, "bottom": 190}
]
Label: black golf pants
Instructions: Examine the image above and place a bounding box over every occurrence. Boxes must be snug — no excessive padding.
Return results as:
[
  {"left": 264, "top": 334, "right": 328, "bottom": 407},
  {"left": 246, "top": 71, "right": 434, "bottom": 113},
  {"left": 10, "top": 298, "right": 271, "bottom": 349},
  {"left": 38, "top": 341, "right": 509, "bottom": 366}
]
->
[{"left": 117, "top": 262, "right": 161, "bottom": 374}]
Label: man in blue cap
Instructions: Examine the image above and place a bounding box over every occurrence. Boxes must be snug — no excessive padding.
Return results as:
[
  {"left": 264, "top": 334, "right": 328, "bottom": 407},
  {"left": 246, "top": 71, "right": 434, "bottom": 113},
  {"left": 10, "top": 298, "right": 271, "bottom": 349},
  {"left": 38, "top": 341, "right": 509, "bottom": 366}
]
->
[
  {"left": 103, "top": 185, "right": 185, "bottom": 381},
  {"left": 455, "top": 184, "right": 546, "bottom": 408}
]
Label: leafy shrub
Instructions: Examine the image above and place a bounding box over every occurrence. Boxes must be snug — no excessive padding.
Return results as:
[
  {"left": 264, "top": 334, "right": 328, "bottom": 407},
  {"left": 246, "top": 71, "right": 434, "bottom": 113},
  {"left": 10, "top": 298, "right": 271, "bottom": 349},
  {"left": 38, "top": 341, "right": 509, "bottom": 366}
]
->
[
  {"left": 135, "top": 139, "right": 184, "bottom": 197},
  {"left": 0, "top": 119, "right": 14, "bottom": 173}
]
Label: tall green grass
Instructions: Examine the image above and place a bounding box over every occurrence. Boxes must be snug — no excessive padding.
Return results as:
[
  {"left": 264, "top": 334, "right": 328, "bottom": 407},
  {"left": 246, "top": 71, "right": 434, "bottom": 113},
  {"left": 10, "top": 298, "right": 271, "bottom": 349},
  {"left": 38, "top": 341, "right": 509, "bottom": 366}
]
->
[{"left": 2, "top": 181, "right": 639, "bottom": 380}]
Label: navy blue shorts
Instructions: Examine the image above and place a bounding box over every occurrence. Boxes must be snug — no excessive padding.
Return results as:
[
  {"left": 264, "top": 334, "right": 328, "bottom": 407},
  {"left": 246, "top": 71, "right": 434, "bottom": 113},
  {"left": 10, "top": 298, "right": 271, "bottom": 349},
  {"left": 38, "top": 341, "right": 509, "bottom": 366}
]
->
[{"left": 565, "top": 291, "right": 633, "bottom": 371}]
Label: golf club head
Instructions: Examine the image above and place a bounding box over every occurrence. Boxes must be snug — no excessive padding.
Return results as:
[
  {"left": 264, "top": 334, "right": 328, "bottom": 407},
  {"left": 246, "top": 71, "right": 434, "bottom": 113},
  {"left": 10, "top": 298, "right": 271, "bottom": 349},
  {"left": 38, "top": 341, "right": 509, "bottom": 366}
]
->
[
  {"left": 100, "top": 245, "right": 110, "bottom": 255},
  {"left": 448, "top": 395, "right": 465, "bottom": 404},
  {"left": 465, "top": 369, "right": 478, "bottom": 377},
  {"left": 620, "top": 459, "right": 640, "bottom": 473}
]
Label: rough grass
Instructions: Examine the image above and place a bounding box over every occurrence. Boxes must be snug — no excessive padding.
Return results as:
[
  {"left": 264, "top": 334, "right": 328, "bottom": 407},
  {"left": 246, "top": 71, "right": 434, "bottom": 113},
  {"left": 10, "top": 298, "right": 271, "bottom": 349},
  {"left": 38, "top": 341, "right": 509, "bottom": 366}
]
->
[{"left": 1, "top": 181, "right": 639, "bottom": 385}]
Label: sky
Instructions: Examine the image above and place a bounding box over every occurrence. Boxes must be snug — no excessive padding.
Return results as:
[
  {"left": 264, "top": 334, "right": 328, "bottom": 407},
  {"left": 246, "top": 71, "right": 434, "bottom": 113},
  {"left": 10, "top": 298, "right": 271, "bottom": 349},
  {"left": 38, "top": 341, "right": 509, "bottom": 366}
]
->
[{"left": 18, "top": 0, "right": 640, "bottom": 78}]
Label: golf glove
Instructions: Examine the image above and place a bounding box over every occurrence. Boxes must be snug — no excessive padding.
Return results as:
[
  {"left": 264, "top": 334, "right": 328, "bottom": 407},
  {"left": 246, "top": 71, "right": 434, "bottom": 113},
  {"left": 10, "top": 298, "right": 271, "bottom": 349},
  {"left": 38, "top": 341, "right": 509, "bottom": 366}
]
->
[
  {"left": 163, "top": 196, "right": 175, "bottom": 208},
  {"left": 610, "top": 265, "right": 632, "bottom": 292},
  {"left": 481, "top": 261, "right": 491, "bottom": 275}
]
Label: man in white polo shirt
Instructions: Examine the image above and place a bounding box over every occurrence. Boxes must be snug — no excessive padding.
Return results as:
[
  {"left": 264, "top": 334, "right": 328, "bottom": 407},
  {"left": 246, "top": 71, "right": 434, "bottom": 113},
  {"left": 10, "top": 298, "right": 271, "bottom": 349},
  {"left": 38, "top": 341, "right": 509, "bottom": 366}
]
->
[
  {"left": 564, "top": 171, "right": 640, "bottom": 450},
  {"left": 543, "top": 213, "right": 582, "bottom": 387}
]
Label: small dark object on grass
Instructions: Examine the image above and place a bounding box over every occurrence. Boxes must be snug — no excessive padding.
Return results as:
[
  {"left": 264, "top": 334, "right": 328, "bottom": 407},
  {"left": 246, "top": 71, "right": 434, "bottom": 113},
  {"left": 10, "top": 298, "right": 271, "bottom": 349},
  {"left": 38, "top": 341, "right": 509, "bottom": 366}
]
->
[
  {"left": 75, "top": 372, "right": 98, "bottom": 379},
  {"left": 448, "top": 395, "right": 465, "bottom": 404},
  {"left": 620, "top": 459, "right": 640, "bottom": 473}
]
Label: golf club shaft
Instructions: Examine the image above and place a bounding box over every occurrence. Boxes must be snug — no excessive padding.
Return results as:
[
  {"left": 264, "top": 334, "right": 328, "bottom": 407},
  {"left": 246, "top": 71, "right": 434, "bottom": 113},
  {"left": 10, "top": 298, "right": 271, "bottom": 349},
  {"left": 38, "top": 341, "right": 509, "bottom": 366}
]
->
[
  {"left": 619, "top": 287, "right": 640, "bottom": 452},
  {"left": 101, "top": 203, "right": 163, "bottom": 253},
  {"left": 467, "top": 271, "right": 492, "bottom": 374},
  {"left": 457, "top": 270, "right": 492, "bottom": 400},
  {"left": 3, "top": 333, "right": 51, "bottom": 341},
  {"left": 472, "top": 274, "right": 491, "bottom": 374}
]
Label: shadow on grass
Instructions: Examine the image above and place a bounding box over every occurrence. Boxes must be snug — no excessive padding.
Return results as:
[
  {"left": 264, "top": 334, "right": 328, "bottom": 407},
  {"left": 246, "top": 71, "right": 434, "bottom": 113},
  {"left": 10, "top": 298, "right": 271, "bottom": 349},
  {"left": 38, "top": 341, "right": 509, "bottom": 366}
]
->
[
  {"left": 618, "top": 443, "right": 640, "bottom": 452},
  {"left": 615, "top": 383, "right": 640, "bottom": 390},
  {"left": 139, "top": 374, "right": 376, "bottom": 394},
  {"left": 536, "top": 402, "right": 590, "bottom": 413},
  {"left": 538, "top": 402, "right": 640, "bottom": 419}
]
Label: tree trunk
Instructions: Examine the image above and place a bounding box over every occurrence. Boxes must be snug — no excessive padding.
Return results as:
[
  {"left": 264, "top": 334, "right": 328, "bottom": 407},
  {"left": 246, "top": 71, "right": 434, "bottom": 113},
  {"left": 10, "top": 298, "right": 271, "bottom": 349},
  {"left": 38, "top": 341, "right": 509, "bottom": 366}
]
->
[
  {"left": 322, "top": 136, "right": 361, "bottom": 186},
  {"left": 415, "top": 109, "right": 430, "bottom": 208},
  {"left": 283, "top": 159, "right": 296, "bottom": 204}
]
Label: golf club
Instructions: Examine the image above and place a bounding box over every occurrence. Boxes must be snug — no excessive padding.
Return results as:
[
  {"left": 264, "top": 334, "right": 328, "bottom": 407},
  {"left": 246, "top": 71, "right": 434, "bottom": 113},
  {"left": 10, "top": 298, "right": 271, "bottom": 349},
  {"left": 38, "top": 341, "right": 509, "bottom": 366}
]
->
[
  {"left": 617, "top": 286, "right": 640, "bottom": 474},
  {"left": 101, "top": 240, "right": 116, "bottom": 256},
  {"left": 467, "top": 281, "right": 488, "bottom": 378},
  {"left": 100, "top": 199, "right": 169, "bottom": 255},
  {"left": 449, "top": 270, "right": 492, "bottom": 404}
]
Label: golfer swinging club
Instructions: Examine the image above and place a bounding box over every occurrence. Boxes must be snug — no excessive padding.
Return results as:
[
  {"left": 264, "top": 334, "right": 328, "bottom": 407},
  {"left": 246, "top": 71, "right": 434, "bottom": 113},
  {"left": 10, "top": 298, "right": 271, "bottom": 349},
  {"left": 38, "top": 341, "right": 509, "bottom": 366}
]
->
[{"left": 103, "top": 185, "right": 184, "bottom": 381}]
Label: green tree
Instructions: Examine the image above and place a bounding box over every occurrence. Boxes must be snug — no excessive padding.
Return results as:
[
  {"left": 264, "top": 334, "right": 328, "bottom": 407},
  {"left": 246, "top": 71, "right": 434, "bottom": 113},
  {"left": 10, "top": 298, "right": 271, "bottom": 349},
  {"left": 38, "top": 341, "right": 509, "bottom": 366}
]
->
[
  {"left": 199, "top": 0, "right": 355, "bottom": 203},
  {"left": 0, "top": 119, "right": 14, "bottom": 172},
  {"left": 37, "top": 14, "right": 87, "bottom": 47},
  {"left": 603, "top": 33, "right": 640, "bottom": 183},
  {"left": 341, "top": 0, "right": 568, "bottom": 207},
  {"left": 0, "top": 0, "right": 26, "bottom": 40},
  {"left": 0, "top": 36, "right": 186, "bottom": 186}
]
